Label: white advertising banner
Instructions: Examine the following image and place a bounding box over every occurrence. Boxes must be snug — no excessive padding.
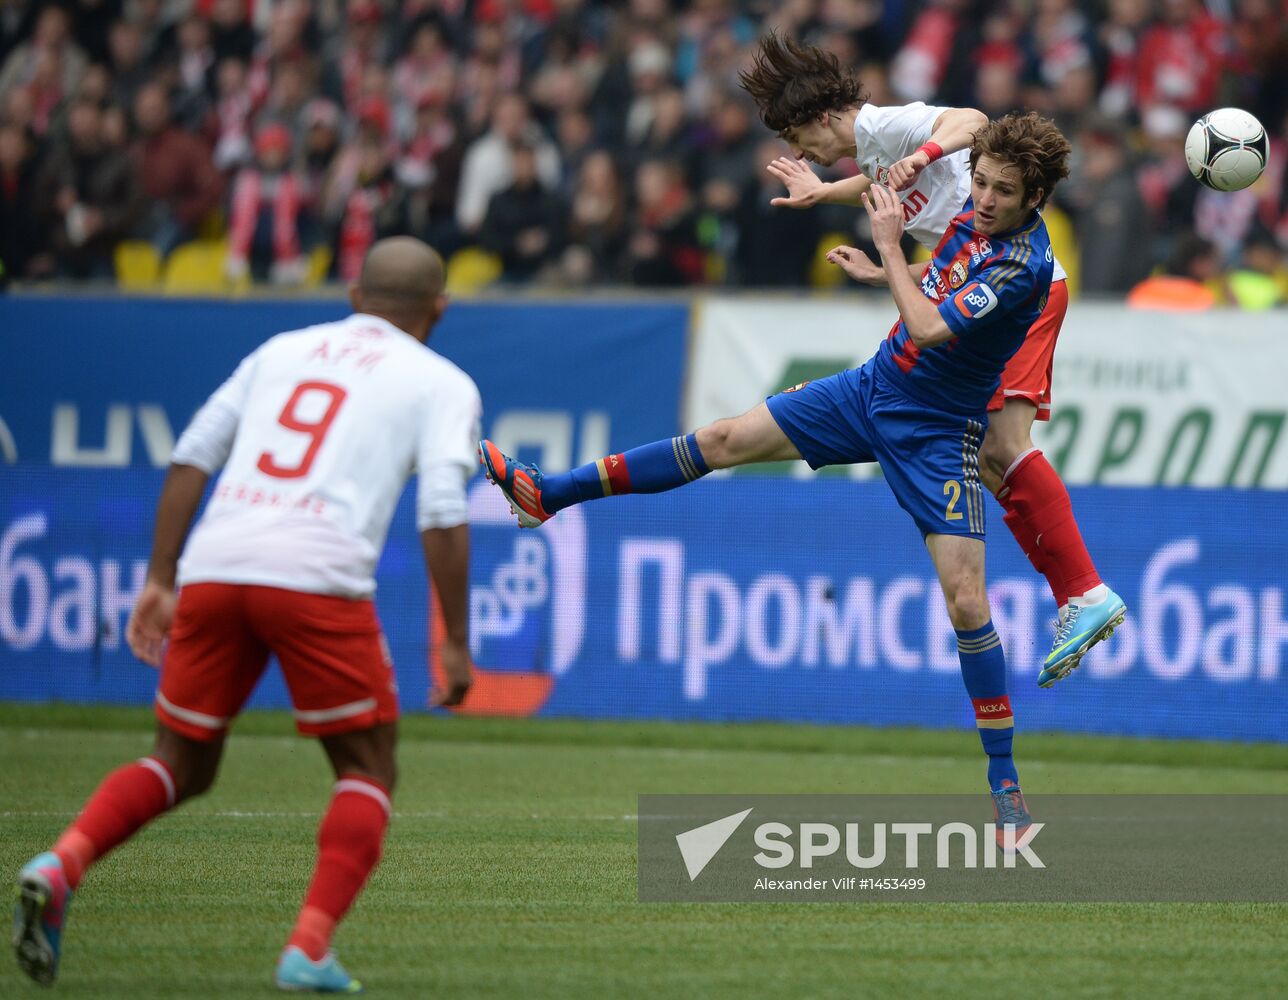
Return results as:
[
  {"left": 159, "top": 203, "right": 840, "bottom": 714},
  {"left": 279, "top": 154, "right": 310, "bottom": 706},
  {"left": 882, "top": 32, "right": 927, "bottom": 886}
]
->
[{"left": 685, "top": 298, "right": 1288, "bottom": 488}]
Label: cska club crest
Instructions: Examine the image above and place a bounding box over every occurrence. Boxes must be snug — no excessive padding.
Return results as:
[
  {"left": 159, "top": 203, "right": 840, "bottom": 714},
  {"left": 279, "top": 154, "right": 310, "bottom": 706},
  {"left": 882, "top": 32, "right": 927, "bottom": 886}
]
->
[{"left": 949, "top": 261, "right": 968, "bottom": 288}]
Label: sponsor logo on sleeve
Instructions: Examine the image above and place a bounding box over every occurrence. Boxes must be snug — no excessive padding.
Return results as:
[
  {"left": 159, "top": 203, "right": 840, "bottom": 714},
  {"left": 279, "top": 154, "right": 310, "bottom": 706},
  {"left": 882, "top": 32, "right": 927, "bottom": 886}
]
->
[{"left": 953, "top": 282, "right": 999, "bottom": 319}]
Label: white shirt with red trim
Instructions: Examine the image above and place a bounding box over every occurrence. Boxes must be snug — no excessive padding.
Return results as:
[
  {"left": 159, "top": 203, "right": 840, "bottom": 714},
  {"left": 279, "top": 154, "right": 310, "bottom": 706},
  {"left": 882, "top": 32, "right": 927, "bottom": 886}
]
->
[
  {"left": 853, "top": 102, "right": 1067, "bottom": 282},
  {"left": 172, "top": 313, "right": 482, "bottom": 598}
]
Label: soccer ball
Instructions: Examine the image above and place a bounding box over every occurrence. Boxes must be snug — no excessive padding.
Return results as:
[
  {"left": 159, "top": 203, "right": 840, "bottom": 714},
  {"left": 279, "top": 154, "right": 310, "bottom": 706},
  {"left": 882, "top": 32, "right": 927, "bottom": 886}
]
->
[{"left": 1184, "top": 108, "right": 1268, "bottom": 192}]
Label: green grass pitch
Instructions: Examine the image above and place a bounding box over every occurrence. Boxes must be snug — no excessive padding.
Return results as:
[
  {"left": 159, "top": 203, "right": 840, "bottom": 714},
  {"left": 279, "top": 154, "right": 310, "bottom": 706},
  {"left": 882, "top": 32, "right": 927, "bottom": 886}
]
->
[{"left": 3, "top": 703, "right": 1286, "bottom": 999}]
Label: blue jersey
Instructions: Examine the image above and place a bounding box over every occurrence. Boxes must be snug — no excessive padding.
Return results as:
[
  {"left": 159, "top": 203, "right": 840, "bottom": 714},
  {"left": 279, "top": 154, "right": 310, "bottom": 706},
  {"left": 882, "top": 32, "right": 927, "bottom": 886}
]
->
[{"left": 873, "top": 201, "right": 1054, "bottom": 417}]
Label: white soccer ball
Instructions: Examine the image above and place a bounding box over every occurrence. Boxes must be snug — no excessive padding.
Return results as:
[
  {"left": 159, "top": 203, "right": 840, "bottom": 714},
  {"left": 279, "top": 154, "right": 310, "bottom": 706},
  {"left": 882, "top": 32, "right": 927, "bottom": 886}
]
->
[{"left": 1184, "top": 108, "right": 1269, "bottom": 192}]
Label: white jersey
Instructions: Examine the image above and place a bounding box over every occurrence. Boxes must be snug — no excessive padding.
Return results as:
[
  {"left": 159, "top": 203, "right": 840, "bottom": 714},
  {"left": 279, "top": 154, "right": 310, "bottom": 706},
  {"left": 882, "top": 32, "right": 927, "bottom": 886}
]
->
[
  {"left": 853, "top": 102, "right": 1066, "bottom": 281},
  {"left": 172, "top": 314, "right": 482, "bottom": 599}
]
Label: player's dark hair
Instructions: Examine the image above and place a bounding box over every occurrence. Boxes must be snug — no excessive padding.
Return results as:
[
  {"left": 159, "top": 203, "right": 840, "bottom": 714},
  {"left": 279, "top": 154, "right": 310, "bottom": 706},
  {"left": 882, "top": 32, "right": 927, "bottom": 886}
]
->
[
  {"left": 969, "top": 112, "right": 1072, "bottom": 209},
  {"left": 738, "top": 30, "right": 867, "bottom": 134}
]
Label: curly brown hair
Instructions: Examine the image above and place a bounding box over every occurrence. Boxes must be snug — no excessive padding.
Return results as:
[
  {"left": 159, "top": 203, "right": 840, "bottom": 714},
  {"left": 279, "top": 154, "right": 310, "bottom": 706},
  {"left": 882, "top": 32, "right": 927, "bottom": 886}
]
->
[
  {"left": 738, "top": 30, "right": 867, "bottom": 134},
  {"left": 969, "top": 112, "right": 1072, "bottom": 209}
]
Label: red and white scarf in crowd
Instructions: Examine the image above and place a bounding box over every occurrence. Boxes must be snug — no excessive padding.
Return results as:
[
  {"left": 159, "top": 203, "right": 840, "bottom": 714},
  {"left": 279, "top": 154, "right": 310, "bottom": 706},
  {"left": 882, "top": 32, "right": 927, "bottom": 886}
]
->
[{"left": 229, "top": 169, "right": 301, "bottom": 262}]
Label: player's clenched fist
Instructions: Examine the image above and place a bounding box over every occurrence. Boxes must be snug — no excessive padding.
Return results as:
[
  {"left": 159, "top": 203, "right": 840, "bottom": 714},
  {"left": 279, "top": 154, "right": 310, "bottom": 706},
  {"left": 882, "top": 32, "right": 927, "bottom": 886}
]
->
[
  {"left": 826, "top": 245, "right": 886, "bottom": 285},
  {"left": 887, "top": 150, "right": 930, "bottom": 191},
  {"left": 862, "top": 183, "right": 905, "bottom": 251}
]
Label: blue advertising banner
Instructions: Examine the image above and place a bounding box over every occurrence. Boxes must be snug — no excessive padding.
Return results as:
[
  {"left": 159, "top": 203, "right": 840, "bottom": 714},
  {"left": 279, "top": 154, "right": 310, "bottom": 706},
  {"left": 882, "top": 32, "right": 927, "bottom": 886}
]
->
[
  {"left": 1, "top": 296, "right": 689, "bottom": 472},
  {"left": 3, "top": 467, "right": 1287, "bottom": 743},
  {"left": 469, "top": 478, "right": 1288, "bottom": 743}
]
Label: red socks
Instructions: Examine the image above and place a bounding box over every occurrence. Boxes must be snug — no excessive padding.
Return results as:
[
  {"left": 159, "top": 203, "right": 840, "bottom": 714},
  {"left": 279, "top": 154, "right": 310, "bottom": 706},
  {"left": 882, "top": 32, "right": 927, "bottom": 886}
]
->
[
  {"left": 999, "top": 498, "right": 1069, "bottom": 608},
  {"left": 53, "top": 757, "right": 177, "bottom": 889},
  {"left": 1001, "top": 449, "right": 1101, "bottom": 601},
  {"left": 288, "top": 775, "right": 391, "bottom": 961}
]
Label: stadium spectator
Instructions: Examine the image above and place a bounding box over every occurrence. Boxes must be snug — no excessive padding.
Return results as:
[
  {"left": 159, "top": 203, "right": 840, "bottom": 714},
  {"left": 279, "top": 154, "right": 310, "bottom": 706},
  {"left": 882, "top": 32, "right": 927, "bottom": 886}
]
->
[
  {"left": 328, "top": 128, "right": 406, "bottom": 283},
  {"left": 226, "top": 123, "right": 308, "bottom": 285},
  {"left": 397, "top": 92, "right": 466, "bottom": 254},
  {"left": 11, "top": 44, "right": 67, "bottom": 138},
  {"left": 1226, "top": 229, "right": 1287, "bottom": 310},
  {"left": 456, "top": 92, "right": 560, "bottom": 236},
  {"left": 695, "top": 90, "right": 758, "bottom": 196},
  {"left": 554, "top": 105, "right": 597, "bottom": 195},
  {"left": 0, "top": 6, "right": 86, "bottom": 111},
  {"left": 734, "top": 135, "right": 822, "bottom": 288},
  {"left": 480, "top": 140, "right": 566, "bottom": 283},
  {"left": 624, "top": 39, "right": 674, "bottom": 145},
  {"left": 888, "top": 0, "right": 961, "bottom": 102},
  {"left": 1135, "top": 0, "right": 1225, "bottom": 115},
  {"left": 626, "top": 84, "right": 691, "bottom": 173},
  {"left": 334, "top": 1, "right": 392, "bottom": 113},
  {"left": 1127, "top": 232, "right": 1221, "bottom": 310},
  {"left": 163, "top": 13, "right": 218, "bottom": 129},
  {"left": 1136, "top": 105, "right": 1199, "bottom": 267},
  {"left": 258, "top": 56, "right": 316, "bottom": 144},
  {"left": 131, "top": 81, "right": 224, "bottom": 257},
  {"left": 207, "top": 55, "right": 254, "bottom": 173},
  {"left": 208, "top": 0, "right": 256, "bottom": 63},
  {"left": 392, "top": 16, "right": 458, "bottom": 133},
  {"left": 0, "top": 121, "right": 49, "bottom": 280},
  {"left": 106, "top": 19, "right": 151, "bottom": 111},
  {"left": 1097, "top": 0, "right": 1151, "bottom": 118},
  {"left": 67, "top": 0, "right": 125, "bottom": 67},
  {"left": 627, "top": 157, "right": 703, "bottom": 285},
  {"left": 34, "top": 97, "right": 143, "bottom": 280},
  {"left": 560, "top": 148, "right": 627, "bottom": 284},
  {"left": 297, "top": 97, "right": 343, "bottom": 206},
  {"left": 1059, "top": 117, "right": 1152, "bottom": 294}
]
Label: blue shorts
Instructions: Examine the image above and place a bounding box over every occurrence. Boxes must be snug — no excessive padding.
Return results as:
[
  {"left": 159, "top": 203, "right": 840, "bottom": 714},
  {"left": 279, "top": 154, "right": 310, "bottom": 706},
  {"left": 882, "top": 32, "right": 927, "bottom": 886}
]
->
[{"left": 765, "top": 361, "right": 988, "bottom": 539}]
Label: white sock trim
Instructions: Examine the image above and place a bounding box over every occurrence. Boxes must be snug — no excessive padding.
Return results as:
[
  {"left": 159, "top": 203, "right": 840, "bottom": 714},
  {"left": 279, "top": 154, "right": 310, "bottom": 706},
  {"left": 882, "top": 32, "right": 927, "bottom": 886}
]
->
[
  {"left": 137, "top": 756, "right": 177, "bottom": 808},
  {"left": 1001, "top": 447, "right": 1042, "bottom": 486},
  {"left": 333, "top": 778, "right": 392, "bottom": 816}
]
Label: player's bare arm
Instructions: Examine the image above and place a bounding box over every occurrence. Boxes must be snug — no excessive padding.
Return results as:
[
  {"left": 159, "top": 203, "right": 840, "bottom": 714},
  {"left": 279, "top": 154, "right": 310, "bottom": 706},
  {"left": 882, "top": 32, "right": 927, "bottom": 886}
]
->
[
  {"left": 126, "top": 463, "right": 209, "bottom": 666},
  {"left": 768, "top": 156, "right": 873, "bottom": 208},
  {"left": 826, "top": 246, "right": 927, "bottom": 287},
  {"left": 863, "top": 184, "right": 952, "bottom": 347},
  {"left": 422, "top": 524, "right": 474, "bottom": 707},
  {"left": 887, "top": 107, "right": 988, "bottom": 192}
]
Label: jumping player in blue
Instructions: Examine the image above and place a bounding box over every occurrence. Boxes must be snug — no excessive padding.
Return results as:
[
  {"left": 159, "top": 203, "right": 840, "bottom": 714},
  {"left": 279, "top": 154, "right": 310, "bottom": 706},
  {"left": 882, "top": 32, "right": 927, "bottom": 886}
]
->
[{"left": 479, "top": 112, "right": 1072, "bottom": 843}]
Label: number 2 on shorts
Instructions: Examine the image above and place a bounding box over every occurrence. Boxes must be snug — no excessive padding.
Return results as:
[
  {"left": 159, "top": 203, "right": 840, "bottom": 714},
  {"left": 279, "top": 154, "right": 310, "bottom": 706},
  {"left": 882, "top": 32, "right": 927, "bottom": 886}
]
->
[
  {"left": 943, "top": 479, "right": 963, "bottom": 521},
  {"left": 256, "top": 380, "right": 348, "bottom": 479}
]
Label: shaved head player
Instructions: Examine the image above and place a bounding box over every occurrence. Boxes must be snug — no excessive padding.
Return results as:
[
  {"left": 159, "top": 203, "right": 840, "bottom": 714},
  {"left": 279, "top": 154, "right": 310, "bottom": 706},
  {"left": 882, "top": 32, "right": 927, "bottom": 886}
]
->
[{"left": 14, "top": 237, "right": 482, "bottom": 993}]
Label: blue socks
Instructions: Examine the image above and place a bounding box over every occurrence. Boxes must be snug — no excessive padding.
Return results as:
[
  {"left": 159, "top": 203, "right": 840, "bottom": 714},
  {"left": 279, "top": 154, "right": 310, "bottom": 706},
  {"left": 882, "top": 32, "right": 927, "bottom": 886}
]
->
[
  {"left": 956, "top": 621, "right": 1018, "bottom": 791},
  {"left": 542, "top": 433, "right": 710, "bottom": 513}
]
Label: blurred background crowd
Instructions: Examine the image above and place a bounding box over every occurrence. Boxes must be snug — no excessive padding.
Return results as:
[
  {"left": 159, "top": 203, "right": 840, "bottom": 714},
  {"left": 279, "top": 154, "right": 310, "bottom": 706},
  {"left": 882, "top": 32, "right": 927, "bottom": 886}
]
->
[{"left": 0, "top": 0, "right": 1286, "bottom": 305}]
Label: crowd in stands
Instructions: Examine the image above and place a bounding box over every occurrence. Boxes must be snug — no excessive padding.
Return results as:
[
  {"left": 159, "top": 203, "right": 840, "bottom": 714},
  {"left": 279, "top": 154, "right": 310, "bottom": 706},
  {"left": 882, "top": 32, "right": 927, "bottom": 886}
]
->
[{"left": 0, "top": 0, "right": 1286, "bottom": 306}]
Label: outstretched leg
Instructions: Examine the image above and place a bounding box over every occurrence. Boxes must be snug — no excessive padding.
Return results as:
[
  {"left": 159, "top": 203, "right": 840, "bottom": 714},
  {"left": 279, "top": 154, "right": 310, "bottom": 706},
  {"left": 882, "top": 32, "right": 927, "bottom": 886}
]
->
[
  {"left": 479, "top": 402, "right": 801, "bottom": 527},
  {"left": 13, "top": 724, "right": 222, "bottom": 985}
]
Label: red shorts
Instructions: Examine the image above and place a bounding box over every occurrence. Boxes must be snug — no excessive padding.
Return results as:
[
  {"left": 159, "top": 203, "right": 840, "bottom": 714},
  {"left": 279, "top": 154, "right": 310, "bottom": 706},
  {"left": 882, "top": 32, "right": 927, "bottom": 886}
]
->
[
  {"left": 988, "top": 278, "right": 1068, "bottom": 421},
  {"left": 156, "top": 583, "right": 398, "bottom": 742}
]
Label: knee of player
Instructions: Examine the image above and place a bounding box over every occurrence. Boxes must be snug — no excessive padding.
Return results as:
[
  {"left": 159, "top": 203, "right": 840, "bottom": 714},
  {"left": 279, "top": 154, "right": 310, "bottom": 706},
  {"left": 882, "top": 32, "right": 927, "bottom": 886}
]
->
[
  {"left": 943, "top": 588, "right": 991, "bottom": 631},
  {"left": 694, "top": 421, "right": 734, "bottom": 469}
]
